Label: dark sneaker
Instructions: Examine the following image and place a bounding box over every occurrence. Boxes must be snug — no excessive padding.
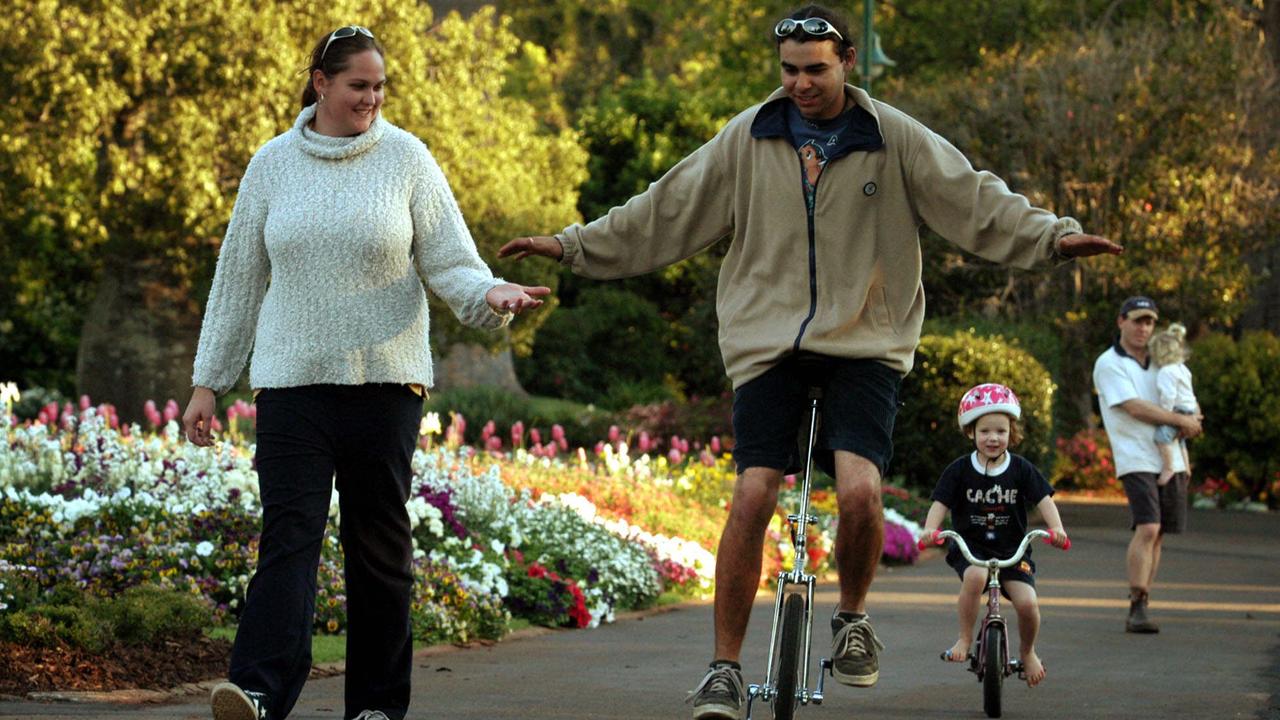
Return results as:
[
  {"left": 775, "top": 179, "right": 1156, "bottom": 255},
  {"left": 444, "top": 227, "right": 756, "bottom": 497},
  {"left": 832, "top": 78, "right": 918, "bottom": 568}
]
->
[
  {"left": 831, "top": 614, "right": 885, "bottom": 687},
  {"left": 686, "top": 662, "right": 745, "bottom": 719},
  {"left": 1125, "top": 593, "right": 1159, "bottom": 633},
  {"left": 210, "top": 681, "right": 270, "bottom": 720}
]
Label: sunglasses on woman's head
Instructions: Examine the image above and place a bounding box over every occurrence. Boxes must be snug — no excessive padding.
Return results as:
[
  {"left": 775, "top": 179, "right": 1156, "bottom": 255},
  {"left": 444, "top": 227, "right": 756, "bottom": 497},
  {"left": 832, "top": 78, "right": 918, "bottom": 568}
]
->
[
  {"left": 321, "top": 25, "right": 374, "bottom": 60},
  {"left": 774, "top": 17, "right": 844, "bottom": 43}
]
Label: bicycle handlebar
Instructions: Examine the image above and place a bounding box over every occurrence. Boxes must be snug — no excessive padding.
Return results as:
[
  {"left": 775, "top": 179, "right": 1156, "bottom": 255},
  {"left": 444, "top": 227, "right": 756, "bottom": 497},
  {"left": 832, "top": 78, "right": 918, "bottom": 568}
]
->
[{"left": 916, "top": 528, "right": 1070, "bottom": 568}]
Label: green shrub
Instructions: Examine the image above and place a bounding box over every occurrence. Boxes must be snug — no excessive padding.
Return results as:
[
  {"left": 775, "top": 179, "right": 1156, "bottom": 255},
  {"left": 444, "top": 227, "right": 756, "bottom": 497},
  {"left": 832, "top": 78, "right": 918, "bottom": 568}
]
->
[
  {"left": 100, "top": 584, "right": 211, "bottom": 645},
  {"left": 1186, "top": 331, "right": 1280, "bottom": 508},
  {"left": 892, "top": 330, "right": 1055, "bottom": 495},
  {"left": 0, "top": 583, "right": 212, "bottom": 650},
  {"left": 515, "top": 287, "right": 676, "bottom": 410}
]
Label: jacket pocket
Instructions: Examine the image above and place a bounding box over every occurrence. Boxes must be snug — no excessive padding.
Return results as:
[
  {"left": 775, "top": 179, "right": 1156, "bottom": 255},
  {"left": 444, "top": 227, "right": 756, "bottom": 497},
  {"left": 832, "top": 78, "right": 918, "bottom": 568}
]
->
[{"left": 870, "top": 285, "right": 892, "bottom": 329}]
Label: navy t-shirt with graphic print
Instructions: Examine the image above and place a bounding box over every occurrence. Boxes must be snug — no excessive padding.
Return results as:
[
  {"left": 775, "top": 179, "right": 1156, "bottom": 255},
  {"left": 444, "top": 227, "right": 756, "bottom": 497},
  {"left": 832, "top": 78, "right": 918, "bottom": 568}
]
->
[
  {"left": 931, "top": 451, "right": 1055, "bottom": 563},
  {"left": 787, "top": 103, "right": 856, "bottom": 210}
]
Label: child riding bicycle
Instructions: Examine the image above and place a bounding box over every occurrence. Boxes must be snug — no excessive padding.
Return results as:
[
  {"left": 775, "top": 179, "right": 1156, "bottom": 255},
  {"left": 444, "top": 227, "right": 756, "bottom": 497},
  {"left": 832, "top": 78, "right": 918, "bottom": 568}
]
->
[{"left": 920, "top": 383, "right": 1069, "bottom": 688}]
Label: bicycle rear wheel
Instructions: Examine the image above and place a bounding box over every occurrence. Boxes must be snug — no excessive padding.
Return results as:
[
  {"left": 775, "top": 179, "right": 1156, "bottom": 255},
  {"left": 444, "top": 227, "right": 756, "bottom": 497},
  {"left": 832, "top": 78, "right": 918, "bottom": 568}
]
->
[
  {"left": 772, "top": 593, "right": 806, "bottom": 720},
  {"left": 982, "top": 623, "right": 1005, "bottom": 718}
]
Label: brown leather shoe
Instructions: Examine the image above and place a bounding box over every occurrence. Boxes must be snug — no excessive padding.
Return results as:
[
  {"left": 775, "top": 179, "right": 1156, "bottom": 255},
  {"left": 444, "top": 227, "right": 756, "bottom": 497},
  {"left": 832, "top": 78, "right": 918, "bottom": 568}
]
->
[{"left": 1125, "top": 592, "right": 1160, "bottom": 634}]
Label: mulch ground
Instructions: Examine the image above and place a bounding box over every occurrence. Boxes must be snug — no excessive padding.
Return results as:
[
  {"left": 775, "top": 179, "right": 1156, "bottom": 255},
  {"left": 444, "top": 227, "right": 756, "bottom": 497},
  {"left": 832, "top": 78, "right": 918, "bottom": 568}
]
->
[{"left": 0, "top": 635, "right": 232, "bottom": 695}]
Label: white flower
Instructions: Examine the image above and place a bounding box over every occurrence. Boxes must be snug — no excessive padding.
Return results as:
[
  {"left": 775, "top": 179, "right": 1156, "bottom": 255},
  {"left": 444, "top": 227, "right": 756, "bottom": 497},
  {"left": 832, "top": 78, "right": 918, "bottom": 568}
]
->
[
  {"left": 420, "top": 412, "right": 442, "bottom": 437},
  {"left": 195, "top": 541, "right": 215, "bottom": 557}
]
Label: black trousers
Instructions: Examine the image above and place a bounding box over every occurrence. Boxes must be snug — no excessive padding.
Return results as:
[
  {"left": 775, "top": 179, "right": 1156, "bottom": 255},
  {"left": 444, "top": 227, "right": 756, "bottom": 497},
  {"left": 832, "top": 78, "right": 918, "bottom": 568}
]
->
[{"left": 229, "top": 384, "right": 422, "bottom": 720}]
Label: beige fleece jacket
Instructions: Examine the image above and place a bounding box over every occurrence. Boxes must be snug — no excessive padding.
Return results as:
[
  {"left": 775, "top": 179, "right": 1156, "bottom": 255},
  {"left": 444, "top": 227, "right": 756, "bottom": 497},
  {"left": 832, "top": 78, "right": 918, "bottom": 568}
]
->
[{"left": 557, "top": 85, "right": 1080, "bottom": 388}]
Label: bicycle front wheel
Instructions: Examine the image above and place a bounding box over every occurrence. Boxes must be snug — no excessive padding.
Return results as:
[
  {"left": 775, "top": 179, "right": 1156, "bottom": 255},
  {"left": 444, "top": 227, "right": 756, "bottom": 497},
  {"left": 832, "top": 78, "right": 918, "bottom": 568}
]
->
[
  {"left": 772, "top": 592, "right": 806, "bottom": 720},
  {"left": 982, "top": 623, "right": 1005, "bottom": 718}
]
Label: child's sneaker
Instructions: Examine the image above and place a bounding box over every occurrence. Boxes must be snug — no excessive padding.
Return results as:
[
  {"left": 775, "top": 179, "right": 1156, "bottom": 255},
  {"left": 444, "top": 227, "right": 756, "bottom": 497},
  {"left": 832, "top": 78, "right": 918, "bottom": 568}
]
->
[
  {"left": 352, "top": 712, "right": 391, "bottom": 720},
  {"left": 686, "top": 661, "right": 745, "bottom": 719},
  {"left": 830, "top": 613, "right": 884, "bottom": 687},
  {"left": 210, "top": 681, "right": 270, "bottom": 720}
]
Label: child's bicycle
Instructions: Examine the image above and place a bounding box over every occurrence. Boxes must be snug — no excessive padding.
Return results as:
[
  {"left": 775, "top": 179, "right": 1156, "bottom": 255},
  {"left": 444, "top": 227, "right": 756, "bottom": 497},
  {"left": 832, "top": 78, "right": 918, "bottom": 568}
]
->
[
  {"left": 745, "top": 355, "right": 833, "bottom": 720},
  {"left": 920, "top": 529, "right": 1070, "bottom": 719}
]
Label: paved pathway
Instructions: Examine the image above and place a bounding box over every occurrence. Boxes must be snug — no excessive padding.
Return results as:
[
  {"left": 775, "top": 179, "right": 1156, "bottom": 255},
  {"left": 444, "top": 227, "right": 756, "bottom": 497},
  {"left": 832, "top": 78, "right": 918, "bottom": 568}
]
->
[{"left": 4, "top": 501, "right": 1279, "bottom": 719}]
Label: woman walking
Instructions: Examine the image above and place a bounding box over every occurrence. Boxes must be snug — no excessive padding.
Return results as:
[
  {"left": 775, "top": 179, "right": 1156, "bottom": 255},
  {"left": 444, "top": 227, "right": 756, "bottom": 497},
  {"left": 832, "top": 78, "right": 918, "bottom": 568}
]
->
[{"left": 183, "top": 24, "right": 547, "bottom": 720}]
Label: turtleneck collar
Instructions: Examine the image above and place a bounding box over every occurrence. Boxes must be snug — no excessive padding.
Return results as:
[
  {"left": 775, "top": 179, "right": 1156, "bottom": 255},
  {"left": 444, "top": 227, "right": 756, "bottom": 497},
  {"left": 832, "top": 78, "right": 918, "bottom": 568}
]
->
[{"left": 291, "top": 104, "right": 387, "bottom": 160}]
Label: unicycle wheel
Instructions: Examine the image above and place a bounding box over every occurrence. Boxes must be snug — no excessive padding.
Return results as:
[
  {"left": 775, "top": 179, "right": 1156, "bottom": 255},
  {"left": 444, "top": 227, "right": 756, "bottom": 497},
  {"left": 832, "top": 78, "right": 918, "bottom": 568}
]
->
[{"left": 771, "top": 593, "right": 806, "bottom": 720}]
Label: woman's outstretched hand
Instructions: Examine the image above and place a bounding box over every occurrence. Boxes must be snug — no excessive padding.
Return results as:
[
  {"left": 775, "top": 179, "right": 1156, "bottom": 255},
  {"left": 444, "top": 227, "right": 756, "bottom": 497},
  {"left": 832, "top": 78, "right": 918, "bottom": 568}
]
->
[
  {"left": 498, "top": 235, "right": 564, "bottom": 262},
  {"left": 486, "top": 283, "right": 551, "bottom": 315}
]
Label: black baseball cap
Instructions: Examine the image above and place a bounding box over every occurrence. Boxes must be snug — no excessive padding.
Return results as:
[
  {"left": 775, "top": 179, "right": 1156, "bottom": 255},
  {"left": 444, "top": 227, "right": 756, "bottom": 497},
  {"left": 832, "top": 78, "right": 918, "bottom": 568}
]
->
[{"left": 1119, "top": 296, "right": 1158, "bottom": 320}]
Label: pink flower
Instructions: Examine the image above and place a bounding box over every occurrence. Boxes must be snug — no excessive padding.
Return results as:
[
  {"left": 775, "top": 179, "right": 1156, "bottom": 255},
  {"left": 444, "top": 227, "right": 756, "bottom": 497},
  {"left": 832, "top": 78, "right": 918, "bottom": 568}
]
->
[
  {"left": 638, "top": 431, "right": 652, "bottom": 454},
  {"left": 163, "top": 399, "right": 180, "bottom": 423},
  {"left": 710, "top": 436, "right": 722, "bottom": 454},
  {"left": 594, "top": 441, "right": 605, "bottom": 456},
  {"left": 486, "top": 435, "right": 503, "bottom": 452},
  {"left": 511, "top": 420, "right": 525, "bottom": 448},
  {"left": 79, "top": 395, "right": 91, "bottom": 410},
  {"left": 668, "top": 448, "right": 683, "bottom": 464},
  {"left": 551, "top": 424, "right": 565, "bottom": 442},
  {"left": 143, "top": 400, "right": 162, "bottom": 429},
  {"left": 530, "top": 427, "right": 542, "bottom": 446},
  {"left": 608, "top": 425, "right": 621, "bottom": 443}
]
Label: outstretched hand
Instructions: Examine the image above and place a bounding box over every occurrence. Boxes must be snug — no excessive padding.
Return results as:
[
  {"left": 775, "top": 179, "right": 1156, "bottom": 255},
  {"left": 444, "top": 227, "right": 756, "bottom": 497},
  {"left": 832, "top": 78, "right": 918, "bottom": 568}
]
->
[
  {"left": 498, "top": 235, "right": 564, "bottom": 262},
  {"left": 1058, "top": 233, "right": 1123, "bottom": 258},
  {"left": 486, "top": 283, "right": 551, "bottom": 315}
]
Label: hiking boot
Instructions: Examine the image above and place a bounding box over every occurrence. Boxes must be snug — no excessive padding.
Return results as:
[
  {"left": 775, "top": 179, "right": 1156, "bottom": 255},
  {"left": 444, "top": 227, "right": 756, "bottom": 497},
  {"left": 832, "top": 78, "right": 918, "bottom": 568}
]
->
[
  {"left": 210, "top": 681, "right": 270, "bottom": 720},
  {"left": 831, "top": 613, "right": 885, "bottom": 687},
  {"left": 1125, "top": 592, "right": 1159, "bottom": 634},
  {"left": 686, "top": 662, "right": 745, "bottom": 719},
  {"left": 353, "top": 712, "right": 391, "bottom": 720}
]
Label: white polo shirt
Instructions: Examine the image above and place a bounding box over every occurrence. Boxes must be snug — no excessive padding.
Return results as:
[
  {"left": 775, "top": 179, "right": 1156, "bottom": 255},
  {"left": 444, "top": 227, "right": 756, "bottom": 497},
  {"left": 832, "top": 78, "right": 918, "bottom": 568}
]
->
[{"left": 1092, "top": 343, "right": 1188, "bottom": 476}]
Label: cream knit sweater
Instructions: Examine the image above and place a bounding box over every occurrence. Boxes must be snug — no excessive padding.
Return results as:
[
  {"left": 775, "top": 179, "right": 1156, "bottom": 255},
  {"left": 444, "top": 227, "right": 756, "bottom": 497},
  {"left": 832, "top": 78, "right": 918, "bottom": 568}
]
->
[{"left": 192, "top": 105, "right": 508, "bottom": 394}]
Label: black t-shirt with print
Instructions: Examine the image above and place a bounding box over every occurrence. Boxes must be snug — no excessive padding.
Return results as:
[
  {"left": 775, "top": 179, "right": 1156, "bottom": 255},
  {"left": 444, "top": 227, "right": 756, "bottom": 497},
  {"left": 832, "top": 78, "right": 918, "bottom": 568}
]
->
[{"left": 931, "top": 452, "right": 1054, "bottom": 562}]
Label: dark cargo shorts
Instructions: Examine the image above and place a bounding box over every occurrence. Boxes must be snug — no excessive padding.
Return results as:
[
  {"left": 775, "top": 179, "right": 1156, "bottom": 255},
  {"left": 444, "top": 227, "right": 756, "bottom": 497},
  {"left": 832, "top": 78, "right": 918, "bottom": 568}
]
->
[
  {"left": 731, "top": 354, "right": 901, "bottom": 477},
  {"left": 1121, "top": 471, "right": 1189, "bottom": 533}
]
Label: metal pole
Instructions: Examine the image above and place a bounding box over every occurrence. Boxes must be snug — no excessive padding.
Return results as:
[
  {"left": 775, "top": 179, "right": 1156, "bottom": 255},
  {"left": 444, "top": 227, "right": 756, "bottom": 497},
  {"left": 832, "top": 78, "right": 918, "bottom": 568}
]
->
[{"left": 861, "top": 0, "right": 873, "bottom": 92}]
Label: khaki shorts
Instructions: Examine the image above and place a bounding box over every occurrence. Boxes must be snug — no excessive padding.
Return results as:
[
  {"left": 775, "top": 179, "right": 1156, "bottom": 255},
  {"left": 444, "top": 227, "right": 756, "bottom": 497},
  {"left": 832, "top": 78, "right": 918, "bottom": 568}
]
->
[{"left": 1120, "top": 471, "right": 1189, "bottom": 533}]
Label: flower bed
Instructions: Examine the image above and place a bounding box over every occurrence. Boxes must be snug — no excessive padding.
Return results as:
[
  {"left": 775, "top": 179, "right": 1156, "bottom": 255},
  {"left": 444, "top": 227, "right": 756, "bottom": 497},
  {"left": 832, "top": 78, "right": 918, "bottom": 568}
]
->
[{"left": 0, "top": 391, "right": 925, "bottom": 652}]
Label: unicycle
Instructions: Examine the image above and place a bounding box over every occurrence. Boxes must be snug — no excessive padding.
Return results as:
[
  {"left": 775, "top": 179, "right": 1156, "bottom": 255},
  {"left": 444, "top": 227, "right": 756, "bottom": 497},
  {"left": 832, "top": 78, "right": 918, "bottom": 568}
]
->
[
  {"left": 746, "top": 357, "right": 833, "bottom": 720},
  {"left": 921, "top": 529, "right": 1070, "bottom": 718}
]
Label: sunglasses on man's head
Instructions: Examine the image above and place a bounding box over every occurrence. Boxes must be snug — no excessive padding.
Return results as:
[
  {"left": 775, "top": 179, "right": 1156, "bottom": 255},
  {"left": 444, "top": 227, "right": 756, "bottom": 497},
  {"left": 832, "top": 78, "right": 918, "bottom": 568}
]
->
[
  {"left": 321, "top": 25, "right": 375, "bottom": 60},
  {"left": 774, "top": 17, "right": 844, "bottom": 43}
]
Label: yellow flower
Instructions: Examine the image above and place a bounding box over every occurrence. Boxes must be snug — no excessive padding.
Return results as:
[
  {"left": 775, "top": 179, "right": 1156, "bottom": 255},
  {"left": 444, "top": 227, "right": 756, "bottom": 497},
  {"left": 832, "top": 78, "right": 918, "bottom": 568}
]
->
[{"left": 327, "top": 619, "right": 339, "bottom": 633}]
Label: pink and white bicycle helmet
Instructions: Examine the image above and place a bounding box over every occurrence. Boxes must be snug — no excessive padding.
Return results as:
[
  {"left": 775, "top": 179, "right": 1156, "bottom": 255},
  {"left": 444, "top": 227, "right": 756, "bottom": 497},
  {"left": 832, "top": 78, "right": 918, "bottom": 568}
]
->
[{"left": 957, "top": 383, "right": 1021, "bottom": 431}]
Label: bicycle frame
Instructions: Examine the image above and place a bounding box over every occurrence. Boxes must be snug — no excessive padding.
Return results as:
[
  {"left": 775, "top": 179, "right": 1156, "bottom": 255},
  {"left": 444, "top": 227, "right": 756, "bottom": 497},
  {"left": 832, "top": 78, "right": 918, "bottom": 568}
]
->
[
  {"left": 933, "top": 530, "right": 1052, "bottom": 680},
  {"left": 747, "top": 387, "right": 832, "bottom": 718}
]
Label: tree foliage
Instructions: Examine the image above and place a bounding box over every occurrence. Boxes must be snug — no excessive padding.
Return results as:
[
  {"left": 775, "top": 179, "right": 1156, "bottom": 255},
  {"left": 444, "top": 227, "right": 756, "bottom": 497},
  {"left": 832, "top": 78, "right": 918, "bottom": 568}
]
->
[
  {"left": 889, "top": 5, "right": 1280, "bottom": 426},
  {"left": 0, "top": 1, "right": 586, "bottom": 407}
]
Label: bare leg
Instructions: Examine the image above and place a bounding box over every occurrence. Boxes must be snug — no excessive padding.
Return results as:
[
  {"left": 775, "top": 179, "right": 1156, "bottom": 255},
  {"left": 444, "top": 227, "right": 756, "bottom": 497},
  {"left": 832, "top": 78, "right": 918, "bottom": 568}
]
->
[
  {"left": 1147, "top": 531, "right": 1163, "bottom": 590},
  {"left": 947, "top": 567, "right": 985, "bottom": 662},
  {"left": 1157, "top": 444, "right": 1176, "bottom": 486},
  {"left": 1126, "top": 523, "right": 1161, "bottom": 595},
  {"left": 832, "top": 451, "right": 882, "bottom": 614},
  {"left": 712, "top": 466, "right": 782, "bottom": 662},
  {"left": 1004, "top": 581, "right": 1044, "bottom": 686}
]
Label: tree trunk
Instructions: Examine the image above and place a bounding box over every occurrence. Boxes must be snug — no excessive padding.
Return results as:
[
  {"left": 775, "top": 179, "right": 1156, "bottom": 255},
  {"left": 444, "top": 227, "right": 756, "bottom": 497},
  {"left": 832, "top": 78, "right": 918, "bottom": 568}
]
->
[
  {"left": 1266, "top": 0, "right": 1280, "bottom": 73},
  {"left": 432, "top": 342, "right": 526, "bottom": 395},
  {"left": 76, "top": 256, "right": 202, "bottom": 424}
]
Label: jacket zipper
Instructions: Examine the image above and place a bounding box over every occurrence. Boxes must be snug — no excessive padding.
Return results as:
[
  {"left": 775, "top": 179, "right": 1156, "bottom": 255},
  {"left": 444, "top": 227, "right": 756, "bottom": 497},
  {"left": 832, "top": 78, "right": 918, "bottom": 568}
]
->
[{"left": 792, "top": 158, "right": 821, "bottom": 352}]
